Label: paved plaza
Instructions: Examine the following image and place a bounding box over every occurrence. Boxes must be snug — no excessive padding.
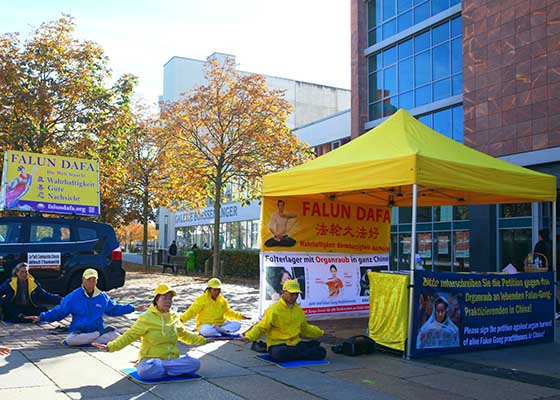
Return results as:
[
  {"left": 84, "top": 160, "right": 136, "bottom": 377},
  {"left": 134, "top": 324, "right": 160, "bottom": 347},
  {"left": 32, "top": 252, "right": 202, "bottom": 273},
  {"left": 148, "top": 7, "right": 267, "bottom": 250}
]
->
[{"left": 1, "top": 271, "right": 560, "bottom": 399}]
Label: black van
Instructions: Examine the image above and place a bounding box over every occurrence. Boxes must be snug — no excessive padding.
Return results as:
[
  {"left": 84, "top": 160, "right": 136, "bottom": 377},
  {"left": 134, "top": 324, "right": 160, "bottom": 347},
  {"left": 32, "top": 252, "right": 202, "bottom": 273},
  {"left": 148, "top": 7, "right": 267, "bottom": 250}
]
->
[{"left": 0, "top": 215, "right": 125, "bottom": 294}]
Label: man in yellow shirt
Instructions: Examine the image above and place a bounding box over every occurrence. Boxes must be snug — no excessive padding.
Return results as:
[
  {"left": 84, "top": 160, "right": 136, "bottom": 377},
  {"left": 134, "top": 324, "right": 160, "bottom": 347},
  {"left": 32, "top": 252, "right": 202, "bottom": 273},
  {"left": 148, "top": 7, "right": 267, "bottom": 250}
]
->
[
  {"left": 181, "top": 278, "right": 249, "bottom": 337},
  {"left": 244, "top": 280, "right": 326, "bottom": 362}
]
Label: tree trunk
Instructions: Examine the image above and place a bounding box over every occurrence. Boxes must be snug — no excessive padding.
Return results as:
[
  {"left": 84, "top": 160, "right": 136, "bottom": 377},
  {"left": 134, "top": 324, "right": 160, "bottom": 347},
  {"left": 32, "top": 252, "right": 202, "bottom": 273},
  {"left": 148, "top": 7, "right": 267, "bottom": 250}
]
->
[
  {"left": 212, "top": 171, "right": 223, "bottom": 277},
  {"left": 142, "top": 192, "right": 149, "bottom": 271}
]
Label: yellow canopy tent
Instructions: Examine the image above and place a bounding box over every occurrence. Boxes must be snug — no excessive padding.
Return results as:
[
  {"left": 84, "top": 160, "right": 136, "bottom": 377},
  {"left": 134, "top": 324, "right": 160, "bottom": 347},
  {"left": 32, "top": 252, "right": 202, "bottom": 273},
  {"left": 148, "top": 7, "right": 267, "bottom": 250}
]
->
[
  {"left": 263, "top": 109, "right": 557, "bottom": 357},
  {"left": 264, "top": 109, "right": 556, "bottom": 206}
]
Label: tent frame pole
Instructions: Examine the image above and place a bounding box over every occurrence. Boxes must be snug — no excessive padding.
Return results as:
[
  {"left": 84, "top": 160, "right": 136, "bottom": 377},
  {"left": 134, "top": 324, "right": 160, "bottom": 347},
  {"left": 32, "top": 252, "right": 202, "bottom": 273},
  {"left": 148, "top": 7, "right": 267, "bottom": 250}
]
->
[
  {"left": 553, "top": 201, "right": 557, "bottom": 340},
  {"left": 406, "top": 184, "right": 418, "bottom": 359}
]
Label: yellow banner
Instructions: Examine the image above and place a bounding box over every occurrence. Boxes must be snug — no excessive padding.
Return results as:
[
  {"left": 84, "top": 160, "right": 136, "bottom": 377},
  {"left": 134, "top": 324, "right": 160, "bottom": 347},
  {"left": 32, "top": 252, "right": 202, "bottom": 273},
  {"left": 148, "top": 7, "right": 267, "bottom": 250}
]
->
[
  {"left": 1, "top": 151, "right": 100, "bottom": 216},
  {"left": 260, "top": 196, "right": 391, "bottom": 254},
  {"left": 368, "top": 272, "right": 409, "bottom": 351}
]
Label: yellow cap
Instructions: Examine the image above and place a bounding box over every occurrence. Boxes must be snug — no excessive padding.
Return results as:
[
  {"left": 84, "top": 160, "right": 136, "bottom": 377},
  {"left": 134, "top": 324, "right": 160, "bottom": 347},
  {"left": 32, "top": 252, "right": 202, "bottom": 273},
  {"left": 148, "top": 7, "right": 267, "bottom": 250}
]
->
[
  {"left": 154, "top": 283, "right": 177, "bottom": 297},
  {"left": 282, "top": 279, "right": 302, "bottom": 293},
  {"left": 82, "top": 268, "right": 98, "bottom": 279},
  {"left": 208, "top": 278, "right": 222, "bottom": 289}
]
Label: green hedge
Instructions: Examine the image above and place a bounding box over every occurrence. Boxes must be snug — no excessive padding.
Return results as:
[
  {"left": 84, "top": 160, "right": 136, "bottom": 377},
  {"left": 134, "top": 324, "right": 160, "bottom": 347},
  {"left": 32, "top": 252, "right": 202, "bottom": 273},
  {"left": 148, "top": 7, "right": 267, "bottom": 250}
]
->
[{"left": 191, "top": 249, "right": 259, "bottom": 278}]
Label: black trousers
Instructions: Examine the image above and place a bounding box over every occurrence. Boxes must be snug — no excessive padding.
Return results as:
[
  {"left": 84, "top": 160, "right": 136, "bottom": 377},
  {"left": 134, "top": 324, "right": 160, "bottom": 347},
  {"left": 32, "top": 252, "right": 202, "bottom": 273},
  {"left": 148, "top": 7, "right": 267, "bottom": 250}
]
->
[
  {"left": 268, "top": 340, "right": 327, "bottom": 362},
  {"left": 2, "top": 304, "right": 47, "bottom": 322}
]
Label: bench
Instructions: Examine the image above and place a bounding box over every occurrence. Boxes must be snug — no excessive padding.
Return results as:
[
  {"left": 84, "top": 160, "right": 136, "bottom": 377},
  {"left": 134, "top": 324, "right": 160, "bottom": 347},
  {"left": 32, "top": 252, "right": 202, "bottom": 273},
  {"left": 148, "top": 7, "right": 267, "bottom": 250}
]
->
[{"left": 160, "top": 256, "right": 188, "bottom": 274}]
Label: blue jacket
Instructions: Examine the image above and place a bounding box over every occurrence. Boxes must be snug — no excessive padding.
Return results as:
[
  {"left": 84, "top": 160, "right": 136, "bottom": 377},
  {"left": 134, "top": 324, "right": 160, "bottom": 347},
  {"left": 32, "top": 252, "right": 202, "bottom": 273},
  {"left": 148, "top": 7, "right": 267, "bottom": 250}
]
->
[
  {"left": 39, "top": 286, "right": 134, "bottom": 333},
  {"left": 0, "top": 275, "right": 62, "bottom": 307}
]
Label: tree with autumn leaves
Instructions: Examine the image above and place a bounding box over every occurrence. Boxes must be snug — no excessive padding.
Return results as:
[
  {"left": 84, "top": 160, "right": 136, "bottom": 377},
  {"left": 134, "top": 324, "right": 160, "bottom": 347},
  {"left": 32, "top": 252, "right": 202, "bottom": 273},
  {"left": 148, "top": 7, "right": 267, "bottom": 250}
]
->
[
  {"left": 0, "top": 16, "right": 137, "bottom": 224},
  {"left": 162, "top": 58, "right": 312, "bottom": 276}
]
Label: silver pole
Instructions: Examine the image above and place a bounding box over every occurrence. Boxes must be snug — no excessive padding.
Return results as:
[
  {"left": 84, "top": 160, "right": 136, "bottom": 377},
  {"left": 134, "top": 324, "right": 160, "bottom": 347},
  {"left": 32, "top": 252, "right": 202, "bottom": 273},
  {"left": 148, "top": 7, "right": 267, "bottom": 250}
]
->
[{"left": 406, "top": 184, "right": 418, "bottom": 359}]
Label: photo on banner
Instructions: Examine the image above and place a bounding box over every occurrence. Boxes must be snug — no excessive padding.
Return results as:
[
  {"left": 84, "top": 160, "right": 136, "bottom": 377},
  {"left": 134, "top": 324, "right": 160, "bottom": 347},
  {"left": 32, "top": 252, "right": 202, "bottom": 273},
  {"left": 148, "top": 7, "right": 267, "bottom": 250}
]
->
[
  {"left": 259, "top": 252, "right": 389, "bottom": 316},
  {"left": 410, "top": 270, "right": 554, "bottom": 357}
]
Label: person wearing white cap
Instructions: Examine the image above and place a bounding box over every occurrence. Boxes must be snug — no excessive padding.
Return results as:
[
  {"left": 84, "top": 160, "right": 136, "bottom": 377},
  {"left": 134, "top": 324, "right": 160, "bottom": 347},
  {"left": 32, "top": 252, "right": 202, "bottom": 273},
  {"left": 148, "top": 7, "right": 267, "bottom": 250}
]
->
[
  {"left": 93, "top": 284, "right": 207, "bottom": 380},
  {"left": 26, "top": 268, "right": 147, "bottom": 346},
  {"left": 243, "top": 279, "right": 326, "bottom": 362},
  {"left": 181, "top": 278, "right": 250, "bottom": 337}
]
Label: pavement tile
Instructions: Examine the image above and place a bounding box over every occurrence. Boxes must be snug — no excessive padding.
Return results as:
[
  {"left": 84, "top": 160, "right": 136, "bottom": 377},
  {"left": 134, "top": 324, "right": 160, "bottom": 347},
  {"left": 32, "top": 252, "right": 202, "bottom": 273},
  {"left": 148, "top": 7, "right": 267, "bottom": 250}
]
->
[
  {"left": 326, "top": 368, "right": 472, "bottom": 400},
  {"left": 30, "top": 350, "right": 145, "bottom": 400},
  {"left": 195, "top": 341, "right": 265, "bottom": 368},
  {"left": 0, "top": 350, "right": 53, "bottom": 389},
  {"left": 190, "top": 349, "right": 256, "bottom": 379},
  {"left": 0, "top": 386, "right": 70, "bottom": 400},
  {"left": 407, "top": 368, "right": 560, "bottom": 400},
  {"left": 209, "top": 374, "right": 321, "bottom": 400},
  {"left": 251, "top": 364, "right": 395, "bottom": 400},
  {"left": 149, "top": 379, "right": 245, "bottom": 400}
]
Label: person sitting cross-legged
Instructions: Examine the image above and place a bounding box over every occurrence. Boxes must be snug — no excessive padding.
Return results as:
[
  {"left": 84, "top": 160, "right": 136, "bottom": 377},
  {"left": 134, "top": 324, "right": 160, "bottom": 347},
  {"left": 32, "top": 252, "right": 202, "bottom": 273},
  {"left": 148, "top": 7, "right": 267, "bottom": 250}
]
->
[
  {"left": 25, "top": 268, "right": 146, "bottom": 346},
  {"left": 243, "top": 279, "right": 326, "bottom": 362},
  {"left": 0, "top": 262, "right": 62, "bottom": 322},
  {"left": 180, "top": 278, "right": 250, "bottom": 337},
  {"left": 93, "top": 284, "right": 207, "bottom": 380}
]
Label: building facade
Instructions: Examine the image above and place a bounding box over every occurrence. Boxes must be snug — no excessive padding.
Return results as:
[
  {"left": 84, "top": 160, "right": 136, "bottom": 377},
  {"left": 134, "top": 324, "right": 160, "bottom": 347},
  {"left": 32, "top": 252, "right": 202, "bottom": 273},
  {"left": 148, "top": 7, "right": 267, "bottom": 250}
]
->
[
  {"left": 159, "top": 53, "right": 351, "bottom": 251},
  {"left": 351, "top": 0, "right": 560, "bottom": 272}
]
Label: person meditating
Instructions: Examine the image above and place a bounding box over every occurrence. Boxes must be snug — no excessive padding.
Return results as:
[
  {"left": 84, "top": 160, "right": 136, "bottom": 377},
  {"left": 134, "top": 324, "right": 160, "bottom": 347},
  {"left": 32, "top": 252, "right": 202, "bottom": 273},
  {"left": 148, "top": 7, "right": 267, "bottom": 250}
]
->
[
  {"left": 26, "top": 269, "right": 146, "bottom": 346},
  {"left": 181, "top": 278, "right": 249, "bottom": 337},
  {"left": 0, "top": 262, "right": 61, "bottom": 322},
  {"left": 264, "top": 199, "right": 297, "bottom": 247},
  {"left": 93, "top": 284, "right": 207, "bottom": 380},
  {"left": 243, "top": 279, "right": 326, "bottom": 362}
]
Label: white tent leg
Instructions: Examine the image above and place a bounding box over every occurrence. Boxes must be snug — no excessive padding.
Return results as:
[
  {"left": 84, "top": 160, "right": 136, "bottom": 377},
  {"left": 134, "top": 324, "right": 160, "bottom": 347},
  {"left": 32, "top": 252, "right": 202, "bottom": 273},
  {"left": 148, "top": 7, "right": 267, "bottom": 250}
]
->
[{"left": 406, "top": 184, "right": 418, "bottom": 359}]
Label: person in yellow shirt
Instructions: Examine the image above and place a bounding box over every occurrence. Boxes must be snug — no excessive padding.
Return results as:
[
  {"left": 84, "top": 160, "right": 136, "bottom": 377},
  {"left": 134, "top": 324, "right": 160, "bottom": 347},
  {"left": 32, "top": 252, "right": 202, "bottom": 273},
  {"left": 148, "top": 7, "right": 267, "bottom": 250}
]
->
[
  {"left": 181, "top": 278, "right": 249, "bottom": 337},
  {"left": 243, "top": 280, "right": 326, "bottom": 362},
  {"left": 92, "top": 284, "right": 207, "bottom": 380}
]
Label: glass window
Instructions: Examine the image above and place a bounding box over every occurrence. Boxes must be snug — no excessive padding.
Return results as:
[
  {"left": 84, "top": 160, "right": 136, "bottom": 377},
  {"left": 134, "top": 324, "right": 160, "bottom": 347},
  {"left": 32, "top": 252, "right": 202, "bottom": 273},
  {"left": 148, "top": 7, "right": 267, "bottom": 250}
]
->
[
  {"left": 398, "top": 0, "right": 413, "bottom": 12},
  {"left": 453, "top": 205, "right": 469, "bottom": 220},
  {"left": 415, "top": 30, "right": 430, "bottom": 52},
  {"left": 500, "top": 204, "right": 532, "bottom": 218},
  {"left": 433, "top": 108, "right": 451, "bottom": 136},
  {"left": 414, "top": 1, "right": 430, "bottom": 24},
  {"left": 0, "top": 222, "right": 22, "bottom": 244},
  {"left": 370, "top": 102, "right": 383, "bottom": 120},
  {"left": 416, "top": 84, "right": 432, "bottom": 106},
  {"left": 418, "top": 206, "right": 432, "bottom": 222},
  {"left": 399, "top": 91, "right": 414, "bottom": 109},
  {"left": 452, "top": 106, "right": 464, "bottom": 142},
  {"left": 432, "top": 0, "right": 449, "bottom": 16},
  {"left": 383, "top": 96, "right": 398, "bottom": 116},
  {"left": 435, "top": 232, "right": 452, "bottom": 271},
  {"left": 369, "top": 54, "right": 382, "bottom": 73},
  {"left": 451, "top": 38, "right": 462, "bottom": 74},
  {"left": 383, "top": 66, "right": 397, "bottom": 97},
  {"left": 433, "top": 43, "right": 450, "bottom": 80},
  {"left": 398, "top": 10, "right": 413, "bottom": 32},
  {"left": 383, "top": 46, "right": 397, "bottom": 67},
  {"left": 383, "top": 19, "right": 397, "bottom": 39},
  {"left": 398, "top": 39, "right": 413, "bottom": 59},
  {"left": 30, "top": 224, "right": 70, "bottom": 243},
  {"left": 451, "top": 16, "right": 462, "bottom": 37},
  {"left": 415, "top": 51, "right": 430, "bottom": 86},
  {"left": 78, "top": 227, "right": 98, "bottom": 241},
  {"left": 369, "top": 72, "right": 382, "bottom": 102},
  {"left": 391, "top": 233, "right": 399, "bottom": 269},
  {"left": 435, "top": 206, "right": 453, "bottom": 222},
  {"left": 383, "top": 0, "right": 396, "bottom": 20},
  {"left": 500, "top": 229, "right": 532, "bottom": 270},
  {"left": 452, "top": 73, "right": 463, "bottom": 96},
  {"left": 432, "top": 21, "right": 449, "bottom": 46},
  {"left": 399, "top": 233, "right": 412, "bottom": 270},
  {"left": 419, "top": 113, "right": 433, "bottom": 128},
  {"left": 398, "top": 58, "right": 414, "bottom": 92},
  {"left": 454, "top": 231, "right": 470, "bottom": 271},
  {"left": 434, "top": 78, "right": 451, "bottom": 101},
  {"left": 418, "top": 232, "right": 433, "bottom": 269},
  {"left": 399, "top": 207, "right": 412, "bottom": 223}
]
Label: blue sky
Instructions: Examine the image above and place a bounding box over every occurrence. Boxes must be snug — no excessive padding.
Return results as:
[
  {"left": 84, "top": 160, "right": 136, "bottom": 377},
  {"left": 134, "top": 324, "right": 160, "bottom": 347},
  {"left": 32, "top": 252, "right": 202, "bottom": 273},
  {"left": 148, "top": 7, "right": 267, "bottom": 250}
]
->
[{"left": 1, "top": 0, "right": 350, "bottom": 103}]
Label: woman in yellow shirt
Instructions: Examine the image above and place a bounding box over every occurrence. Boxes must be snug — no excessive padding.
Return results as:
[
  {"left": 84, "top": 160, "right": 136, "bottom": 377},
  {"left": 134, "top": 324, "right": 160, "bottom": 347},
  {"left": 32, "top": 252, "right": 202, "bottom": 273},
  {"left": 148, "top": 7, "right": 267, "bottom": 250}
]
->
[
  {"left": 92, "top": 284, "right": 206, "bottom": 380},
  {"left": 181, "top": 278, "right": 249, "bottom": 337}
]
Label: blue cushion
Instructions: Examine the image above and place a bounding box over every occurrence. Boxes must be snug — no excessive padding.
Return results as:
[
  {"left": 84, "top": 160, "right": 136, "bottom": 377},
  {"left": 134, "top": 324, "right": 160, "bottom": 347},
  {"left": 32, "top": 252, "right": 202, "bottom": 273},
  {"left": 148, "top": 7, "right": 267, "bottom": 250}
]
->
[{"left": 121, "top": 367, "right": 202, "bottom": 384}]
